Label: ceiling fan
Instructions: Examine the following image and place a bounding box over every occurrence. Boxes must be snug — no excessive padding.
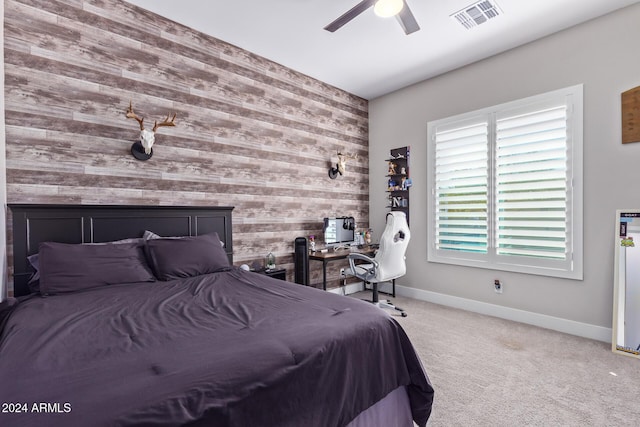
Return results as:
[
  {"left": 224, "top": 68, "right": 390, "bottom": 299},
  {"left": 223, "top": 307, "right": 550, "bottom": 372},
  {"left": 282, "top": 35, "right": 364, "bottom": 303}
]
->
[{"left": 324, "top": 0, "right": 420, "bottom": 35}]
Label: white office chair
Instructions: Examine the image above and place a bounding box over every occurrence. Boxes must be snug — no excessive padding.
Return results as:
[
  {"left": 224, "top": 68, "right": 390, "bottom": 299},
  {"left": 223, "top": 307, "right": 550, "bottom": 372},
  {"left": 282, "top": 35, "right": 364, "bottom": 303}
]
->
[{"left": 348, "top": 211, "right": 410, "bottom": 317}]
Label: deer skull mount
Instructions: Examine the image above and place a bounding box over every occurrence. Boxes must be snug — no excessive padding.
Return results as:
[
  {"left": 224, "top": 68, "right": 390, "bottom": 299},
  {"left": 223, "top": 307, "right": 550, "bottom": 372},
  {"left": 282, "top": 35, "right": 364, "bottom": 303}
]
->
[
  {"left": 125, "top": 101, "right": 176, "bottom": 161},
  {"left": 328, "top": 151, "right": 357, "bottom": 179}
]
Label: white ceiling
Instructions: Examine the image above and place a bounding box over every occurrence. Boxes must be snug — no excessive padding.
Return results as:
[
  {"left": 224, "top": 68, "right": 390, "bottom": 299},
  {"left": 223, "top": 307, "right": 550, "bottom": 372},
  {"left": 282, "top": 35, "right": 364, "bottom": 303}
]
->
[{"left": 125, "top": 0, "right": 639, "bottom": 100}]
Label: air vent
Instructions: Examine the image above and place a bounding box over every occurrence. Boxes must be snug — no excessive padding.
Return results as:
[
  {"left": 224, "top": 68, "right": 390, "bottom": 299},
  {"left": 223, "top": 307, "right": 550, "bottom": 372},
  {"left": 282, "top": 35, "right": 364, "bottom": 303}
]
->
[{"left": 451, "top": 0, "right": 502, "bottom": 30}]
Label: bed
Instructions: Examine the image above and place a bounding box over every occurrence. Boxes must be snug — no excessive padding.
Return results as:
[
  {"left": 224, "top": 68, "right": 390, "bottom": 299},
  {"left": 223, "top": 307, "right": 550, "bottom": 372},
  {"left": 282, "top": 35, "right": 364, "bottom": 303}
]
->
[{"left": 0, "top": 204, "right": 434, "bottom": 427}]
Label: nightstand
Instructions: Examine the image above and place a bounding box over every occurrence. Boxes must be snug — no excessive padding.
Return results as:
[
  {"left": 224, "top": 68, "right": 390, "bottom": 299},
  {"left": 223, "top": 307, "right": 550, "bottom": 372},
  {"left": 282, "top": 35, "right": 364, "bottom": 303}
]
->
[{"left": 257, "top": 268, "right": 287, "bottom": 281}]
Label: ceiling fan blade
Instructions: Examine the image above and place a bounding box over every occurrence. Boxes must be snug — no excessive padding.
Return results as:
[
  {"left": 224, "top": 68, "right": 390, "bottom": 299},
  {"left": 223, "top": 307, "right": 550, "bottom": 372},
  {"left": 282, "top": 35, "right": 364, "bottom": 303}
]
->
[
  {"left": 396, "top": 1, "right": 420, "bottom": 34},
  {"left": 324, "top": 0, "right": 376, "bottom": 32}
]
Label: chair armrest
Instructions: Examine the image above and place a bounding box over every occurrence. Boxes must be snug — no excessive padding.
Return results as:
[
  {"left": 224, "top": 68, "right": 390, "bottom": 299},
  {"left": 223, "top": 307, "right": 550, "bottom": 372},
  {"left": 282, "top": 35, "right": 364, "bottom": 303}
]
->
[
  {"left": 348, "top": 253, "right": 379, "bottom": 282},
  {"left": 347, "top": 252, "right": 376, "bottom": 264}
]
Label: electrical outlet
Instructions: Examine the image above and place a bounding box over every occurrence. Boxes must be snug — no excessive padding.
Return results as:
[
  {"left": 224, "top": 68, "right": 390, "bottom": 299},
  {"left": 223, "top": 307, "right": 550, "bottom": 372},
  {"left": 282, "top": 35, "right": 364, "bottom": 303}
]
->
[
  {"left": 340, "top": 268, "right": 346, "bottom": 279},
  {"left": 494, "top": 279, "right": 503, "bottom": 294}
]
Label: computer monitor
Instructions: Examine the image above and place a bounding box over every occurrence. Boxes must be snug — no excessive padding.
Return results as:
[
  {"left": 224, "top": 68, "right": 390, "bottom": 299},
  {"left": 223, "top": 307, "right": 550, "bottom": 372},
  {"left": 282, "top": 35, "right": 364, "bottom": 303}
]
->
[{"left": 323, "top": 217, "right": 356, "bottom": 248}]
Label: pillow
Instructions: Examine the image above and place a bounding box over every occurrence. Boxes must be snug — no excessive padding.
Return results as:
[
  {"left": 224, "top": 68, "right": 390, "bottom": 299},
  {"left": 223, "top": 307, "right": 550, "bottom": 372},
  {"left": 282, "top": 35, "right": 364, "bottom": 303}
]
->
[
  {"left": 38, "top": 242, "right": 156, "bottom": 295},
  {"left": 85, "top": 237, "right": 142, "bottom": 246},
  {"left": 144, "top": 230, "right": 226, "bottom": 247},
  {"left": 143, "top": 230, "right": 161, "bottom": 240},
  {"left": 25, "top": 237, "right": 146, "bottom": 294},
  {"left": 27, "top": 254, "right": 40, "bottom": 293},
  {"left": 145, "top": 233, "right": 230, "bottom": 281}
]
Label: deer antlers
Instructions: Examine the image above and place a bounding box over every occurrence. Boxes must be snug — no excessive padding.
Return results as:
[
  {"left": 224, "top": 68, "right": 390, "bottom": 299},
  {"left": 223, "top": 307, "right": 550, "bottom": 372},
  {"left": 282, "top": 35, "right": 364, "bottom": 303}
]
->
[
  {"left": 337, "top": 151, "right": 358, "bottom": 161},
  {"left": 125, "top": 101, "right": 177, "bottom": 160},
  {"left": 152, "top": 112, "right": 177, "bottom": 132},
  {"left": 125, "top": 101, "right": 176, "bottom": 132},
  {"left": 329, "top": 150, "right": 358, "bottom": 179},
  {"left": 126, "top": 101, "right": 144, "bottom": 130}
]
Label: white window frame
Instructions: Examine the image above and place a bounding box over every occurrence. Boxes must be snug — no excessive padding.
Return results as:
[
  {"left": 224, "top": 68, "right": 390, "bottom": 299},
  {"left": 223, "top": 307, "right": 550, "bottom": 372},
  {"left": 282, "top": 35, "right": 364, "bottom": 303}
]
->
[{"left": 427, "top": 85, "right": 583, "bottom": 279}]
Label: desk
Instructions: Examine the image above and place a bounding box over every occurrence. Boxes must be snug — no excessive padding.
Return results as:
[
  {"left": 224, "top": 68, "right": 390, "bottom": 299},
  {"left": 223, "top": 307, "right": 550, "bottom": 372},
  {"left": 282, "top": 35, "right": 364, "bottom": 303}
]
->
[{"left": 308, "top": 246, "right": 376, "bottom": 291}]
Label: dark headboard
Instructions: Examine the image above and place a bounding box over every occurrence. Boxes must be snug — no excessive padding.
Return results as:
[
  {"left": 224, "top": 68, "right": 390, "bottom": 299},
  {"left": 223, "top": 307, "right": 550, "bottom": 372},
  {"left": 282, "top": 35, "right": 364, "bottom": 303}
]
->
[{"left": 9, "top": 204, "right": 234, "bottom": 297}]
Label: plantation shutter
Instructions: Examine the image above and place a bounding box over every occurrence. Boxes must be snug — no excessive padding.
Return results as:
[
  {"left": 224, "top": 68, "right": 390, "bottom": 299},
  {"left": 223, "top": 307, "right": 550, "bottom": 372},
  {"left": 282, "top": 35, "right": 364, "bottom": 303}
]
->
[
  {"left": 427, "top": 85, "right": 582, "bottom": 279},
  {"left": 495, "top": 104, "right": 568, "bottom": 260},
  {"left": 433, "top": 120, "right": 489, "bottom": 253}
]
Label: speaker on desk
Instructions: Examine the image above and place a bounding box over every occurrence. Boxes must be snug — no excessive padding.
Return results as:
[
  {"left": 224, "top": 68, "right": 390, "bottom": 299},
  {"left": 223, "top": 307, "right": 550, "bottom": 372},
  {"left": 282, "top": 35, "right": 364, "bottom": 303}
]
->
[{"left": 294, "top": 237, "right": 309, "bottom": 286}]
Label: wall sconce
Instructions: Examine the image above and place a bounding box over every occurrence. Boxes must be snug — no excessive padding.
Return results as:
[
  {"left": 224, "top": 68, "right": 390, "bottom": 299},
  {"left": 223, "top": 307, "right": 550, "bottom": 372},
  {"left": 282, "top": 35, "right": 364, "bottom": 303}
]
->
[
  {"left": 328, "top": 151, "right": 357, "bottom": 179},
  {"left": 125, "top": 101, "right": 177, "bottom": 161}
]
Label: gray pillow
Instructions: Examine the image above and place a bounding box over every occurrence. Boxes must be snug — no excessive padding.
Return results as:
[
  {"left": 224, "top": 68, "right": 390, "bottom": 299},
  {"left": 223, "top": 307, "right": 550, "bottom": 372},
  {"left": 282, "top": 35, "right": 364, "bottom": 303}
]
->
[
  {"left": 144, "top": 230, "right": 225, "bottom": 247},
  {"left": 145, "top": 233, "right": 230, "bottom": 281},
  {"left": 38, "top": 242, "right": 156, "bottom": 295},
  {"left": 143, "top": 230, "right": 162, "bottom": 240}
]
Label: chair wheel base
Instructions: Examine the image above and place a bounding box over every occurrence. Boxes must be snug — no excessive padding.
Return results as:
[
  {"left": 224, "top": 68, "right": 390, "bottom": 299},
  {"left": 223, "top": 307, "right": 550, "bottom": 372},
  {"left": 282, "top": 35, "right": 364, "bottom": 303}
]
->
[{"left": 366, "top": 299, "right": 407, "bottom": 317}]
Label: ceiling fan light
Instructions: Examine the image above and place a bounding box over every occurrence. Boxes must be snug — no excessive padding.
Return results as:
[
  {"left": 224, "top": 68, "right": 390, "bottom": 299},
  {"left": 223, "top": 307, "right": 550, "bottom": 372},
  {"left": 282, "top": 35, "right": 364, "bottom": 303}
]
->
[{"left": 374, "top": 0, "right": 404, "bottom": 18}]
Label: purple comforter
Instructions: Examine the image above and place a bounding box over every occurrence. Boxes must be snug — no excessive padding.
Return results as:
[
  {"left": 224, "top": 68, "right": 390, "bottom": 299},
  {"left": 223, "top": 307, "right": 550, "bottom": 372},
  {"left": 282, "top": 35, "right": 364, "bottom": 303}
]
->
[{"left": 0, "top": 269, "right": 433, "bottom": 426}]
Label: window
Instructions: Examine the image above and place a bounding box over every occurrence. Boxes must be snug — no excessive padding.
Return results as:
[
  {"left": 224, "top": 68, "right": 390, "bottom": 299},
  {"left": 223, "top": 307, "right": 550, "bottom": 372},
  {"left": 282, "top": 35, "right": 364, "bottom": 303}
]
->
[{"left": 427, "top": 85, "right": 583, "bottom": 279}]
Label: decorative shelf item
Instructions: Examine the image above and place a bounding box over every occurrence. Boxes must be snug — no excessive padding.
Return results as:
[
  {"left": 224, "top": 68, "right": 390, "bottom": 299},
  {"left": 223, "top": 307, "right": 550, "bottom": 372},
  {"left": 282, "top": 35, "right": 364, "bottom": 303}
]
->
[{"left": 386, "top": 146, "right": 410, "bottom": 224}]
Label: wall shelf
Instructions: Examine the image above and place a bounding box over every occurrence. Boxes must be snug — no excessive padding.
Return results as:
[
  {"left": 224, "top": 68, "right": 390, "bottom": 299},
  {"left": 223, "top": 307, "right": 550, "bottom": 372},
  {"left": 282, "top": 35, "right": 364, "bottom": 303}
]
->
[{"left": 386, "top": 146, "right": 410, "bottom": 225}]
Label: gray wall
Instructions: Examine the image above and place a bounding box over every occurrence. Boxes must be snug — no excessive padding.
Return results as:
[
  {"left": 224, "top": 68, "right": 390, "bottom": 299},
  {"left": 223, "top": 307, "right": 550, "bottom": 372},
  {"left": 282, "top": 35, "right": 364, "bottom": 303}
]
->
[
  {"left": 369, "top": 3, "right": 640, "bottom": 333},
  {"left": 4, "top": 0, "right": 369, "bottom": 289}
]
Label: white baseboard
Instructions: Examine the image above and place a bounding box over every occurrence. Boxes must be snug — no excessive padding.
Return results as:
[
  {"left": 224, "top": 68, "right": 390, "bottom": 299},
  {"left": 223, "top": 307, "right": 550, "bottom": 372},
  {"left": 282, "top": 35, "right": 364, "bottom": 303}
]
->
[
  {"left": 395, "top": 285, "right": 612, "bottom": 343},
  {"left": 328, "top": 282, "right": 610, "bottom": 343},
  {"left": 328, "top": 282, "right": 363, "bottom": 296}
]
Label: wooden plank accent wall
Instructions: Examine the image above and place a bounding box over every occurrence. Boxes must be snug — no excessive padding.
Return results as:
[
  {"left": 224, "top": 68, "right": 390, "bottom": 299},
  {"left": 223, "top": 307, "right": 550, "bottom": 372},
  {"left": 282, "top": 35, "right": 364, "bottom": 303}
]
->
[{"left": 4, "top": 0, "right": 369, "bottom": 289}]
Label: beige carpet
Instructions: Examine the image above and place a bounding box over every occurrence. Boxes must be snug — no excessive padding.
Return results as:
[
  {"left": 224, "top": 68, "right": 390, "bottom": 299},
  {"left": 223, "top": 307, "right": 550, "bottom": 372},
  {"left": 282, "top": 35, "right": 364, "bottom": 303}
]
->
[{"left": 356, "top": 292, "right": 640, "bottom": 426}]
